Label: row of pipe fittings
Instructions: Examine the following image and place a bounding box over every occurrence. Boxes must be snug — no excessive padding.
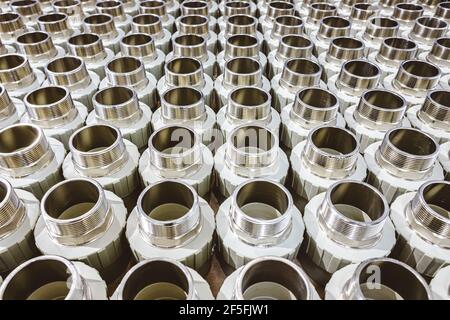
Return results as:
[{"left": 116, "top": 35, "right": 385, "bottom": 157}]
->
[{"left": 0, "top": 0, "right": 449, "bottom": 300}]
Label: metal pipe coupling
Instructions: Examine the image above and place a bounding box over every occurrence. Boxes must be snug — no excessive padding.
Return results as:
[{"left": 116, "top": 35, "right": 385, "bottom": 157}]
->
[
  {"left": 325, "top": 257, "right": 432, "bottom": 300},
  {"left": 310, "top": 16, "right": 352, "bottom": 55},
  {"left": 87, "top": 86, "right": 152, "bottom": 151},
  {"left": 37, "top": 13, "right": 77, "bottom": 52},
  {"left": 280, "top": 87, "right": 345, "bottom": 150},
  {"left": 290, "top": 125, "right": 366, "bottom": 200},
  {"left": 365, "top": 127, "right": 444, "bottom": 203},
  {"left": 139, "top": 0, "right": 175, "bottom": 33},
  {"left": 95, "top": 0, "right": 131, "bottom": 33},
  {"left": 0, "top": 84, "right": 26, "bottom": 130},
  {"left": 259, "top": 1, "right": 295, "bottom": 34},
  {"left": 435, "top": 1, "right": 450, "bottom": 23},
  {"left": 10, "top": 0, "right": 42, "bottom": 28},
  {"left": 118, "top": 33, "right": 165, "bottom": 80},
  {"left": 267, "top": 34, "right": 317, "bottom": 79},
  {"left": 272, "top": 58, "right": 326, "bottom": 112},
  {"left": 418, "top": 0, "right": 442, "bottom": 15},
  {"left": 100, "top": 56, "right": 157, "bottom": 108},
  {"left": 217, "top": 14, "right": 263, "bottom": 52},
  {"left": 216, "top": 179, "right": 305, "bottom": 270},
  {"left": 215, "top": 57, "right": 270, "bottom": 109},
  {"left": 216, "top": 34, "right": 267, "bottom": 75},
  {"left": 166, "top": 34, "right": 215, "bottom": 78},
  {"left": 131, "top": 14, "right": 171, "bottom": 54},
  {"left": 328, "top": 59, "right": 381, "bottom": 113},
  {"left": 34, "top": 178, "right": 128, "bottom": 281},
  {"left": 67, "top": 33, "right": 115, "bottom": 79},
  {"left": 349, "top": 3, "right": 378, "bottom": 35},
  {"left": 0, "top": 123, "right": 65, "bottom": 199},
  {"left": 430, "top": 265, "right": 450, "bottom": 299},
  {"left": 126, "top": 180, "right": 215, "bottom": 272},
  {"left": 217, "top": 1, "right": 252, "bottom": 31},
  {"left": 111, "top": 258, "right": 214, "bottom": 300},
  {"left": 336, "top": 0, "right": 365, "bottom": 17},
  {"left": 217, "top": 86, "right": 280, "bottom": 140},
  {"left": 173, "top": 15, "right": 217, "bottom": 53},
  {"left": 0, "top": 12, "right": 32, "bottom": 47},
  {"left": 302, "top": 180, "right": 396, "bottom": 279},
  {"left": 390, "top": 180, "right": 450, "bottom": 277},
  {"left": 407, "top": 90, "right": 450, "bottom": 144},
  {"left": 44, "top": 56, "right": 100, "bottom": 111},
  {"left": 218, "top": 256, "right": 320, "bottom": 300},
  {"left": 82, "top": 14, "right": 124, "bottom": 53},
  {"left": 52, "top": 0, "right": 84, "bottom": 31},
  {"left": 157, "top": 57, "right": 214, "bottom": 109},
  {"left": 0, "top": 178, "right": 40, "bottom": 274},
  {"left": 0, "top": 54, "right": 45, "bottom": 100},
  {"left": 318, "top": 37, "right": 365, "bottom": 79},
  {"left": 139, "top": 125, "right": 214, "bottom": 197},
  {"left": 304, "top": 2, "right": 337, "bottom": 34},
  {"left": 221, "top": 0, "right": 256, "bottom": 17},
  {"left": 378, "top": 0, "right": 404, "bottom": 16},
  {"left": 356, "top": 17, "right": 400, "bottom": 54},
  {"left": 177, "top": 1, "right": 216, "bottom": 32},
  {"left": 265, "top": 15, "right": 304, "bottom": 53},
  {"left": 419, "top": 37, "right": 450, "bottom": 75},
  {"left": 405, "top": 16, "right": 448, "bottom": 53},
  {"left": 392, "top": 3, "right": 424, "bottom": 33},
  {"left": 214, "top": 124, "right": 289, "bottom": 197},
  {"left": 152, "top": 86, "right": 219, "bottom": 151},
  {"left": 384, "top": 59, "right": 440, "bottom": 108},
  {"left": 344, "top": 89, "right": 410, "bottom": 152},
  {"left": 63, "top": 124, "right": 140, "bottom": 203},
  {"left": 22, "top": 86, "right": 88, "bottom": 148},
  {"left": 0, "top": 255, "right": 107, "bottom": 300}
]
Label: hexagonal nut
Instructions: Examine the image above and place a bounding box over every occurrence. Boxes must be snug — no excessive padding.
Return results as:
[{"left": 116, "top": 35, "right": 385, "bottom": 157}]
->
[
  {"left": 430, "top": 265, "right": 450, "bottom": 300},
  {"left": 324, "top": 263, "right": 358, "bottom": 300},
  {"left": 73, "top": 260, "right": 108, "bottom": 300},
  {"left": 407, "top": 105, "right": 450, "bottom": 144}
]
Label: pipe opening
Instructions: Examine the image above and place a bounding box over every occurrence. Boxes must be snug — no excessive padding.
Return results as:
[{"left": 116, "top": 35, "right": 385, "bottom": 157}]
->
[
  {"left": 163, "top": 87, "right": 201, "bottom": 106},
  {"left": 275, "top": 15, "right": 302, "bottom": 26},
  {"left": 297, "top": 87, "right": 337, "bottom": 109},
  {"left": 226, "top": 2, "right": 250, "bottom": 9},
  {"left": 282, "top": 35, "right": 311, "bottom": 48},
  {"left": 387, "top": 128, "right": 437, "bottom": 156},
  {"left": 226, "top": 57, "right": 260, "bottom": 74},
  {"left": 332, "top": 37, "right": 363, "bottom": 49},
  {"left": 230, "top": 87, "right": 269, "bottom": 106},
  {"left": 121, "top": 33, "right": 152, "bottom": 46},
  {"left": 370, "top": 17, "right": 398, "bottom": 28},
  {"left": 16, "top": 31, "right": 48, "bottom": 44},
  {"left": 422, "top": 182, "right": 450, "bottom": 219},
  {"left": 71, "top": 125, "right": 119, "bottom": 155},
  {"left": 38, "top": 13, "right": 66, "bottom": 23},
  {"left": 96, "top": 0, "right": 120, "bottom": 8},
  {"left": 166, "top": 57, "right": 201, "bottom": 74},
  {"left": 362, "top": 90, "right": 405, "bottom": 110},
  {"left": 436, "top": 37, "right": 450, "bottom": 49},
  {"left": 322, "top": 16, "right": 350, "bottom": 28},
  {"left": 417, "top": 16, "right": 447, "bottom": 29},
  {"left": 183, "top": 1, "right": 207, "bottom": 9},
  {"left": 94, "top": 86, "right": 134, "bottom": 106},
  {"left": 140, "top": 0, "right": 164, "bottom": 9},
  {"left": 269, "top": 1, "right": 293, "bottom": 10},
  {"left": 133, "top": 13, "right": 158, "bottom": 25},
  {"left": 0, "top": 124, "right": 39, "bottom": 154},
  {"left": 312, "top": 3, "right": 336, "bottom": 11},
  {"left": 428, "top": 90, "right": 450, "bottom": 111},
  {"left": 68, "top": 33, "right": 99, "bottom": 46},
  {"left": 286, "top": 59, "right": 320, "bottom": 75},
  {"left": 53, "top": 0, "right": 78, "bottom": 7},
  {"left": 310, "top": 126, "right": 357, "bottom": 156},
  {"left": 46, "top": 56, "right": 81, "bottom": 73},
  {"left": 151, "top": 126, "right": 196, "bottom": 155},
  {"left": 343, "top": 60, "right": 379, "bottom": 77},
  {"left": 0, "top": 12, "right": 20, "bottom": 23},
  {"left": 231, "top": 126, "right": 275, "bottom": 155},
  {"left": 179, "top": 15, "right": 207, "bottom": 26},
  {"left": 384, "top": 37, "right": 417, "bottom": 50},
  {"left": 228, "top": 34, "right": 258, "bottom": 47},
  {"left": 84, "top": 13, "right": 111, "bottom": 24},
  {"left": 25, "top": 86, "right": 67, "bottom": 106},
  {"left": 108, "top": 56, "right": 141, "bottom": 73},
  {"left": 401, "top": 60, "right": 440, "bottom": 77},
  {"left": 0, "top": 54, "right": 25, "bottom": 70},
  {"left": 174, "top": 34, "right": 203, "bottom": 46},
  {"left": 397, "top": 3, "right": 423, "bottom": 11},
  {"left": 227, "top": 14, "right": 254, "bottom": 26}
]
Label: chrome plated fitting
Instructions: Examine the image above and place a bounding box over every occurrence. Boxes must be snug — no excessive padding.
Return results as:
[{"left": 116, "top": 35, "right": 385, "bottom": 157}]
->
[
  {"left": 80, "top": 0, "right": 96, "bottom": 15},
  {"left": 218, "top": 256, "right": 320, "bottom": 300},
  {"left": 63, "top": 124, "right": 140, "bottom": 200},
  {"left": 131, "top": 14, "right": 172, "bottom": 54},
  {"left": 0, "top": 84, "right": 25, "bottom": 129},
  {"left": 378, "top": 0, "right": 403, "bottom": 16},
  {"left": 384, "top": 59, "right": 441, "bottom": 107},
  {"left": 430, "top": 265, "right": 450, "bottom": 299},
  {"left": 0, "top": 255, "right": 107, "bottom": 300},
  {"left": 119, "top": 33, "right": 165, "bottom": 80},
  {"left": 82, "top": 14, "right": 124, "bottom": 53},
  {"left": 0, "top": 12, "right": 31, "bottom": 46},
  {"left": 310, "top": 16, "right": 352, "bottom": 54},
  {"left": 271, "top": 58, "right": 326, "bottom": 112},
  {"left": 52, "top": 0, "right": 84, "bottom": 31},
  {"left": 368, "top": 37, "right": 418, "bottom": 80},
  {"left": 139, "top": 0, "right": 175, "bottom": 33},
  {"left": 280, "top": 87, "right": 345, "bottom": 150},
  {"left": 392, "top": 3, "right": 424, "bottom": 33},
  {"left": 420, "top": 37, "right": 450, "bottom": 75},
  {"left": 214, "top": 57, "right": 270, "bottom": 109},
  {"left": 138, "top": 125, "right": 214, "bottom": 197},
  {"left": 37, "top": 13, "right": 77, "bottom": 52},
  {"left": 419, "top": 0, "right": 442, "bottom": 15},
  {"left": 349, "top": 3, "right": 378, "bottom": 35},
  {"left": 164, "top": 0, "right": 181, "bottom": 18},
  {"left": 157, "top": 57, "right": 214, "bottom": 109},
  {"left": 345, "top": 89, "right": 410, "bottom": 152},
  {"left": 365, "top": 127, "right": 444, "bottom": 203},
  {"left": 21, "top": 86, "right": 88, "bottom": 148},
  {"left": 439, "top": 141, "right": 450, "bottom": 178},
  {"left": 67, "top": 33, "right": 115, "bottom": 79},
  {"left": 177, "top": 1, "right": 217, "bottom": 31},
  {"left": 290, "top": 125, "right": 366, "bottom": 200},
  {"left": 216, "top": 179, "right": 305, "bottom": 269},
  {"left": 217, "top": 86, "right": 280, "bottom": 140},
  {"left": 87, "top": 86, "right": 152, "bottom": 151},
  {"left": 120, "top": 0, "right": 139, "bottom": 16},
  {"left": 34, "top": 178, "right": 128, "bottom": 279},
  {"left": 302, "top": 180, "right": 396, "bottom": 276},
  {"left": 166, "top": 34, "right": 215, "bottom": 78},
  {"left": 217, "top": 1, "right": 252, "bottom": 31},
  {"left": 126, "top": 180, "right": 215, "bottom": 272},
  {"left": 318, "top": 37, "right": 365, "bottom": 79},
  {"left": 304, "top": 2, "right": 337, "bottom": 34},
  {"left": 325, "top": 257, "right": 432, "bottom": 300},
  {"left": 95, "top": 0, "right": 132, "bottom": 33},
  {"left": 10, "top": 0, "right": 42, "bottom": 28},
  {"left": 405, "top": 16, "right": 448, "bottom": 53},
  {"left": 356, "top": 17, "right": 400, "bottom": 54},
  {"left": 216, "top": 34, "right": 267, "bottom": 74},
  {"left": 336, "top": 0, "right": 364, "bottom": 18},
  {"left": 214, "top": 124, "right": 289, "bottom": 197},
  {"left": 221, "top": 0, "right": 256, "bottom": 17},
  {"left": 15, "top": 31, "right": 65, "bottom": 72},
  {"left": 267, "top": 34, "right": 317, "bottom": 79},
  {"left": 152, "top": 86, "right": 219, "bottom": 150},
  {"left": 111, "top": 258, "right": 214, "bottom": 300},
  {"left": 44, "top": 56, "right": 100, "bottom": 110},
  {"left": 264, "top": 15, "right": 304, "bottom": 53},
  {"left": 407, "top": 90, "right": 450, "bottom": 143},
  {"left": 434, "top": 1, "right": 450, "bottom": 23},
  {"left": 0, "top": 54, "right": 45, "bottom": 100},
  {"left": 0, "top": 178, "right": 40, "bottom": 274},
  {"left": 259, "top": 1, "right": 295, "bottom": 34},
  {"left": 328, "top": 59, "right": 381, "bottom": 113},
  {"left": 173, "top": 15, "right": 217, "bottom": 53},
  {"left": 217, "top": 14, "right": 263, "bottom": 51},
  {"left": 0, "top": 123, "right": 65, "bottom": 199},
  {"left": 100, "top": 56, "right": 157, "bottom": 108},
  {"left": 390, "top": 180, "right": 450, "bottom": 277}
]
